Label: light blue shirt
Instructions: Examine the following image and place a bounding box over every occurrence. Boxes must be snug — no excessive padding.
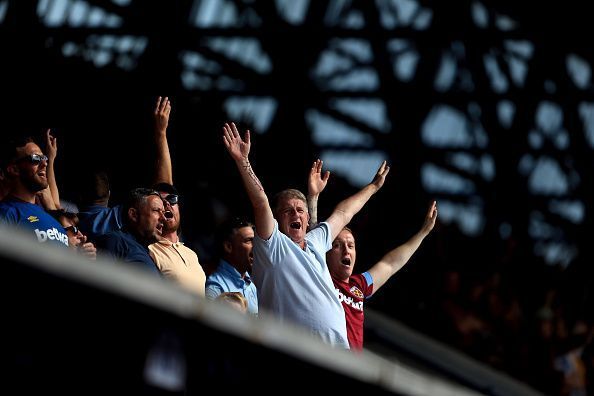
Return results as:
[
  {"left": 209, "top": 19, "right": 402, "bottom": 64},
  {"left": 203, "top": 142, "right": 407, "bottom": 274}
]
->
[
  {"left": 253, "top": 221, "right": 349, "bottom": 348},
  {"left": 206, "top": 260, "right": 258, "bottom": 316}
]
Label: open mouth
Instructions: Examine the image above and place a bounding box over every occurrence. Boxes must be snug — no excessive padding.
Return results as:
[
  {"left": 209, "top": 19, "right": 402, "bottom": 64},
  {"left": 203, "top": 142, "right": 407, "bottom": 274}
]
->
[
  {"left": 340, "top": 258, "right": 351, "bottom": 266},
  {"left": 290, "top": 222, "right": 301, "bottom": 229},
  {"left": 164, "top": 210, "right": 174, "bottom": 220}
]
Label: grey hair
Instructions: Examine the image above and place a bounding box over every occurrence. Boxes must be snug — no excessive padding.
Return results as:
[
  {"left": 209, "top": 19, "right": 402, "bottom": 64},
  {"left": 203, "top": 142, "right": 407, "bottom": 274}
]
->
[{"left": 272, "top": 189, "right": 308, "bottom": 214}]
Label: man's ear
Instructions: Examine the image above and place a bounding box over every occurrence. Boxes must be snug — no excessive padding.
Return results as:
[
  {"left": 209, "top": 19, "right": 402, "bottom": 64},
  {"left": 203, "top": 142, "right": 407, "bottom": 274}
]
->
[
  {"left": 128, "top": 207, "right": 138, "bottom": 223},
  {"left": 5, "top": 164, "right": 19, "bottom": 178},
  {"left": 223, "top": 240, "right": 233, "bottom": 255}
]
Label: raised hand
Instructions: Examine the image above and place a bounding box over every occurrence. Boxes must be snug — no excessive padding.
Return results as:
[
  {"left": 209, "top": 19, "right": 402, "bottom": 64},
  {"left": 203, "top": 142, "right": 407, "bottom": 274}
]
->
[
  {"left": 223, "top": 122, "right": 250, "bottom": 162},
  {"left": 308, "top": 159, "right": 330, "bottom": 197},
  {"left": 420, "top": 200, "right": 438, "bottom": 236},
  {"left": 35, "top": 186, "right": 57, "bottom": 210},
  {"left": 44, "top": 128, "right": 61, "bottom": 209},
  {"left": 45, "top": 129, "right": 57, "bottom": 162},
  {"left": 370, "top": 160, "right": 390, "bottom": 190},
  {"left": 154, "top": 96, "right": 171, "bottom": 134},
  {"left": 78, "top": 240, "right": 97, "bottom": 260}
]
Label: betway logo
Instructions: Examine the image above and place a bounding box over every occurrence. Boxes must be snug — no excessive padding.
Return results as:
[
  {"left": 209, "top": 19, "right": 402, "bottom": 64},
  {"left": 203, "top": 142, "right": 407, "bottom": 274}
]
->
[
  {"left": 337, "top": 290, "right": 363, "bottom": 311},
  {"left": 34, "top": 227, "right": 69, "bottom": 246}
]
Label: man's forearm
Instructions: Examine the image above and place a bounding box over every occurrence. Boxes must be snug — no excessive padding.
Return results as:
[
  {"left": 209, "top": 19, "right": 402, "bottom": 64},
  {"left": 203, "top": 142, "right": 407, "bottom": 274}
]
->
[
  {"left": 154, "top": 133, "right": 173, "bottom": 185},
  {"left": 333, "top": 183, "right": 379, "bottom": 222},
  {"left": 235, "top": 157, "right": 266, "bottom": 205},
  {"left": 383, "top": 232, "right": 425, "bottom": 269},
  {"left": 307, "top": 194, "right": 319, "bottom": 226}
]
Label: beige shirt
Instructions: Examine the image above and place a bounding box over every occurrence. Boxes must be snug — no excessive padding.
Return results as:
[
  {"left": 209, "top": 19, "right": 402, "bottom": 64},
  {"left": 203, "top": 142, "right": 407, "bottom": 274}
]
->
[{"left": 149, "top": 239, "right": 206, "bottom": 297}]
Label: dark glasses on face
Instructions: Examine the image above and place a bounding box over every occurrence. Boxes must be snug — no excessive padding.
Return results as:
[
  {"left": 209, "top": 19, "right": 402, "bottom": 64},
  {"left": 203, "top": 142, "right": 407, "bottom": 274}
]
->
[
  {"left": 65, "top": 225, "right": 79, "bottom": 234},
  {"left": 17, "top": 154, "right": 48, "bottom": 165},
  {"left": 164, "top": 194, "right": 179, "bottom": 206}
]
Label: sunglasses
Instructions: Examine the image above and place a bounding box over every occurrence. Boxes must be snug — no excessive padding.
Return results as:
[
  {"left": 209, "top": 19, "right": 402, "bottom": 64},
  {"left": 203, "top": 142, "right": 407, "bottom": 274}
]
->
[
  {"left": 17, "top": 154, "right": 48, "bottom": 165},
  {"left": 163, "top": 194, "right": 179, "bottom": 206},
  {"left": 65, "top": 225, "right": 80, "bottom": 234}
]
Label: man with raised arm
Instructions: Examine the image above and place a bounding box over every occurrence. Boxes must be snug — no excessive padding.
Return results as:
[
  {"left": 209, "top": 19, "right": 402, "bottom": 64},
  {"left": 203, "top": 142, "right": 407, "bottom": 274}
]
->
[
  {"left": 223, "top": 122, "right": 389, "bottom": 348},
  {"left": 0, "top": 135, "right": 69, "bottom": 248},
  {"left": 149, "top": 96, "right": 206, "bottom": 296},
  {"left": 308, "top": 162, "right": 438, "bottom": 350}
]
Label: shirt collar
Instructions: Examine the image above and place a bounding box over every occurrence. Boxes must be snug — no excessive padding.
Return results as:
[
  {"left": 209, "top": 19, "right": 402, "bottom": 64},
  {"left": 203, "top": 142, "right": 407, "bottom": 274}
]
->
[{"left": 219, "top": 260, "right": 252, "bottom": 284}]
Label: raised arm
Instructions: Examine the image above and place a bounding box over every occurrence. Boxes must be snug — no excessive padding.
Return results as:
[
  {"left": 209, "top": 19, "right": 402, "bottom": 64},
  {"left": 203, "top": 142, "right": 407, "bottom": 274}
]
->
[
  {"left": 153, "top": 96, "right": 173, "bottom": 185},
  {"left": 45, "top": 129, "right": 61, "bottom": 209},
  {"left": 222, "top": 122, "right": 274, "bottom": 239},
  {"left": 326, "top": 160, "right": 390, "bottom": 240},
  {"left": 36, "top": 186, "right": 58, "bottom": 210},
  {"left": 77, "top": 236, "right": 98, "bottom": 260},
  {"left": 368, "top": 200, "right": 437, "bottom": 294},
  {"left": 307, "top": 159, "right": 330, "bottom": 228}
]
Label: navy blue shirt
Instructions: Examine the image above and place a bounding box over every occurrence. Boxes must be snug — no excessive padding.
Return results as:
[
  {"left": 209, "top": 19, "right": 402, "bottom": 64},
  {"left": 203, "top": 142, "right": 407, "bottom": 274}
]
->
[
  {"left": 0, "top": 199, "right": 68, "bottom": 248},
  {"left": 77, "top": 204, "right": 124, "bottom": 242},
  {"left": 95, "top": 230, "right": 160, "bottom": 276}
]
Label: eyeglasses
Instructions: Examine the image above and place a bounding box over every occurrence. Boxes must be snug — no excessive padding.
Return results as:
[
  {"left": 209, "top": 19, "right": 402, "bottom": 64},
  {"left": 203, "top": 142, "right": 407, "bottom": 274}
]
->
[
  {"left": 17, "top": 154, "right": 48, "bottom": 165},
  {"left": 164, "top": 194, "right": 179, "bottom": 206},
  {"left": 65, "top": 225, "right": 80, "bottom": 234}
]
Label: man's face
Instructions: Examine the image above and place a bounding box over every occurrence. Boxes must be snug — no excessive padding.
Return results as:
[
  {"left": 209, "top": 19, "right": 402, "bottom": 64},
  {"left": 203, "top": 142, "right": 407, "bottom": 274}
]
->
[
  {"left": 132, "top": 195, "right": 165, "bottom": 243},
  {"left": 225, "top": 225, "right": 254, "bottom": 274},
  {"left": 327, "top": 229, "right": 357, "bottom": 281},
  {"left": 159, "top": 191, "right": 180, "bottom": 233},
  {"left": 13, "top": 143, "right": 48, "bottom": 193},
  {"left": 276, "top": 198, "right": 309, "bottom": 246},
  {"left": 60, "top": 217, "right": 86, "bottom": 249}
]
